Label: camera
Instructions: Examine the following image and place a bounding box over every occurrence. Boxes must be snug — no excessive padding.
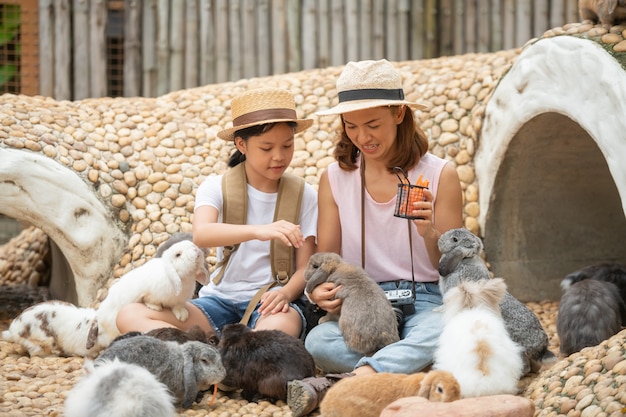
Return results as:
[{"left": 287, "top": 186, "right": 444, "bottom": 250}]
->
[{"left": 384, "top": 289, "right": 416, "bottom": 328}]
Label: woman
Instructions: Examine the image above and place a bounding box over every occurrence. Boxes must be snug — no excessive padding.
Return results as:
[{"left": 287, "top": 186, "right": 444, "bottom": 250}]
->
[
  {"left": 116, "top": 88, "right": 317, "bottom": 339},
  {"left": 287, "top": 59, "right": 463, "bottom": 416}
]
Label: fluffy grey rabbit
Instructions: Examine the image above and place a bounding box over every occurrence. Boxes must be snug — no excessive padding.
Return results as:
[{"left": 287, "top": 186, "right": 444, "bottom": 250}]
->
[
  {"left": 304, "top": 252, "right": 399, "bottom": 356},
  {"left": 561, "top": 263, "right": 626, "bottom": 325},
  {"left": 65, "top": 358, "right": 175, "bottom": 417},
  {"left": 557, "top": 278, "right": 625, "bottom": 356},
  {"left": 95, "top": 335, "right": 226, "bottom": 409},
  {"left": 437, "top": 228, "right": 556, "bottom": 374}
]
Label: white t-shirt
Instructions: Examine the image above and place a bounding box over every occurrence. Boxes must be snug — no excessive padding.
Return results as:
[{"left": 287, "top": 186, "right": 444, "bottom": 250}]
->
[{"left": 194, "top": 173, "right": 318, "bottom": 302}]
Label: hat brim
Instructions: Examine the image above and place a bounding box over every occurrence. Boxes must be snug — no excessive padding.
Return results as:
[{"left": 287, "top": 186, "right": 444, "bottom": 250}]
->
[
  {"left": 217, "top": 118, "right": 313, "bottom": 141},
  {"left": 315, "top": 99, "right": 429, "bottom": 116}
]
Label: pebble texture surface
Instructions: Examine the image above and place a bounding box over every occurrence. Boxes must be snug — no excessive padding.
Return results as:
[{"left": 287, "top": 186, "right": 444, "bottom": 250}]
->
[{"left": 1, "top": 22, "right": 626, "bottom": 416}]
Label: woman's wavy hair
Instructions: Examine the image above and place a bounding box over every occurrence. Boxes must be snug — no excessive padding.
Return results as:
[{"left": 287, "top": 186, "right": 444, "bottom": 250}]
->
[
  {"left": 228, "top": 121, "right": 297, "bottom": 167},
  {"left": 333, "top": 106, "right": 428, "bottom": 172}
]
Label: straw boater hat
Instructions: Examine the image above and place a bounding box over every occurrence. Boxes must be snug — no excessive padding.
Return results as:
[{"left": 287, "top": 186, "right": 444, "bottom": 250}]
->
[
  {"left": 217, "top": 88, "right": 313, "bottom": 141},
  {"left": 316, "top": 59, "right": 428, "bottom": 116}
]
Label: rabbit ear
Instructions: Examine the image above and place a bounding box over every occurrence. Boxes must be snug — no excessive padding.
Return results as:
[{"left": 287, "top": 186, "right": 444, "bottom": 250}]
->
[
  {"left": 181, "top": 345, "right": 200, "bottom": 409},
  {"left": 160, "top": 257, "right": 183, "bottom": 294},
  {"left": 438, "top": 246, "right": 466, "bottom": 277},
  {"left": 416, "top": 372, "right": 432, "bottom": 398},
  {"left": 305, "top": 266, "right": 333, "bottom": 294},
  {"left": 196, "top": 263, "right": 210, "bottom": 285}
]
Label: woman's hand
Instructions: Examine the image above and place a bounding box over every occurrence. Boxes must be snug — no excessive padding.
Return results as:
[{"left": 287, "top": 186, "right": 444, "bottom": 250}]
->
[
  {"left": 410, "top": 189, "right": 440, "bottom": 240},
  {"left": 310, "top": 282, "right": 343, "bottom": 315},
  {"left": 258, "top": 289, "right": 290, "bottom": 315},
  {"left": 254, "top": 220, "right": 304, "bottom": 248}
]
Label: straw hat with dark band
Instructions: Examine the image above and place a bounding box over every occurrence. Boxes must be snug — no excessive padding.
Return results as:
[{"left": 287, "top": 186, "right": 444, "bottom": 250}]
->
[
  {"left": 217, "top": 88, "right": 313, "bottom": 141},
  {"left": 316, "top": 59, "right": 428, "bottom": 116}
]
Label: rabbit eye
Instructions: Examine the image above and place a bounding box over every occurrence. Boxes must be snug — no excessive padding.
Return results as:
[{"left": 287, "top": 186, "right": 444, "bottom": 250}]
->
[
  {"left": 436, "top": 384, "right": 444, "bottom": 393},
  {"left": 452, "top": 237, "right": 458, "bottom": 243}
]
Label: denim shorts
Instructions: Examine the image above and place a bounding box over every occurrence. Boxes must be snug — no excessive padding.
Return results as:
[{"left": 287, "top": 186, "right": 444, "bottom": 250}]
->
[{"left": 190, "top": 294, "right": 306, "bottom": 337}]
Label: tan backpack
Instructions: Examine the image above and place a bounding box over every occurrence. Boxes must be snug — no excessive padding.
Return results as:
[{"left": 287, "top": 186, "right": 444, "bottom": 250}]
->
[{"left": 212, "top": 162, "right": 305, "bottom": 324}]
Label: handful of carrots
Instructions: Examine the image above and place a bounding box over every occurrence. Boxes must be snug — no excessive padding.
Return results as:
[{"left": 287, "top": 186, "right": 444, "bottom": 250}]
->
[{"left": 395, "top": 173, "right": 430, "bottom": 219}]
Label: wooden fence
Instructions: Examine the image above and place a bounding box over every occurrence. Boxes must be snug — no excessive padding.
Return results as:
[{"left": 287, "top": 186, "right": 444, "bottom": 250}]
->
[{"left": 29, "top": 0, "right": 581, "bottom": 100}]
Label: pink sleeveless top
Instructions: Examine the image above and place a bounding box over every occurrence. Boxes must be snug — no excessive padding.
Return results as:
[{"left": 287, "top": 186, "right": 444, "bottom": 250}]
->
[{"left": 327, "top": 153, "right": 447, "bottom": 283}]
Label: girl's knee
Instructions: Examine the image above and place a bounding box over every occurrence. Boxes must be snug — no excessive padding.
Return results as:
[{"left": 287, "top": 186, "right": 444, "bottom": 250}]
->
[{"left": 254, "top": 308, "right": 302, "bottom": 338}]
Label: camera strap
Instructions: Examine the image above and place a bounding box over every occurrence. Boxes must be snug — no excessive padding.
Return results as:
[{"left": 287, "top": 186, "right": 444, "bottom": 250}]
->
[{"left": 360, "top": 157, "right": 416, "bottom": 301}]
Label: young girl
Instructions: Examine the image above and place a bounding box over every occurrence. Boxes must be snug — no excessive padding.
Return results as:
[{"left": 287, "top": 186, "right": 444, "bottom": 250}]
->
[{"left": 116, "top": 88, "right": 318, "bottom": 338}]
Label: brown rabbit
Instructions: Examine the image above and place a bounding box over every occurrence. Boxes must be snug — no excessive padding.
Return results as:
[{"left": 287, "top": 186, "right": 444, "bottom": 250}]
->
[
  {"left": 579, "top": 0, "right": 626, "bottom": 26},
  {"left": 319, "top": 370, "right": 461, "bottom": 417}
]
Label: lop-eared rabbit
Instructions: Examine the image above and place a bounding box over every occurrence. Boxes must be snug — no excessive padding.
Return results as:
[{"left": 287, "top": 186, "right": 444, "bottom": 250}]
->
[
  {"left": 319, "top": 370, "right": 460, "bottom": 417},
  {"left": 303, "top": 252, "right": 399, "bottom": 356},
  {"left": 97, "top": 240, "right": 209, "bottom": 342},
  {"left": 218, "top": 323, "right": 316, "bottom": 401},
  {"left": 2, "top": 300, "right": 109, "bottom": 358},
  {"left": 96, "top": 335, "right": 225, "bottom": 409},
  {"left": 579, "top": 0, "right": 626, "bottom": 26},
  {"left": 437, "top": 228, "right": 556, "bottom": 374},
  {"left": 434, "top": 278, "right": 524, "bottom": 397},
  {"left": 65, "top": 358, "right": 175, "bottom": 417}
]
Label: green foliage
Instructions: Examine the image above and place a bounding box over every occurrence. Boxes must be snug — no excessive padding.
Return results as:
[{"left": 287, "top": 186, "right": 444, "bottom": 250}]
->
[
  {"left": 0, "top": 5, "right": 20, "bottom": 90},
  {"left": 0, "top": 5, "right": 19, "bottom": 46}
]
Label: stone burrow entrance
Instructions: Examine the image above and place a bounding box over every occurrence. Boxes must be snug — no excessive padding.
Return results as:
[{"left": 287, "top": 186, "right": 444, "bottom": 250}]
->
[
  {"left": 0, "top": 148, "right": 127, "bottom": 306},
  {"left": 476, "top": 35, "right": 626, "bottom": 302}
]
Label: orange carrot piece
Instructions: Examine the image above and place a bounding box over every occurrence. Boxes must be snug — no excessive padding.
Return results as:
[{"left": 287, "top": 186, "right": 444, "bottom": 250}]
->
[{"left": 208, "top": 384, "right": 218, "bottom": 406}]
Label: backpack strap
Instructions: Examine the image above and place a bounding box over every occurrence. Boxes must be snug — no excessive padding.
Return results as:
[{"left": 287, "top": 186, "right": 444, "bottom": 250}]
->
[
  {"left": 271, "top": 172, "right": 305, "bottom": 284},
  {"left": 212, "top": 162, "right": 247, "bottom": 285}
]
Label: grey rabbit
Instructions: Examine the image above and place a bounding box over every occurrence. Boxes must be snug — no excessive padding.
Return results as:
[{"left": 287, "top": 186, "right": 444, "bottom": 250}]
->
[
  {"left": 304, "top": 252, "right": 399, "bottom": 356},
  {"left": 95, "top": 335, "right": 226, "bottom": 409},
  {"left": 561, "top": 263, "right": 626, "bottom": 324},
  {"left": 218, "top": 323, "right": 316, "bottom": 402},
  {"left": 557, "top": 278, "right": 625, "bottom": 356},
  {"left": 437, "top": 228, "right": 556, "bottom": 374},
  {"left": 65, "top": 358, "right": 175, "bottom": 417}
]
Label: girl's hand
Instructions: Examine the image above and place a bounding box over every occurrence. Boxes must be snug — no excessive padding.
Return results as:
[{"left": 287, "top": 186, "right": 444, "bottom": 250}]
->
[
  {"left": 258, "top": 289, "right": 290, "bottom": 315},
  {"left": 255, "top": 220, "right": 304, "bottom": 248},
  {"left": 310, "top": 282, "right": 343, "bottom": 315}
]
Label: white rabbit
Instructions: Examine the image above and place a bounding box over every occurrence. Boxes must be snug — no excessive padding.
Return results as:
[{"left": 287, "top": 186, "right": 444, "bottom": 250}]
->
[
  {"left": 437, "top": 228, "right": 555, "bottom": 374},
  {"left": 2, "top": 300, "right": 110, "bottom": 358},
  {"left": 65, "top": 358, "right": 176, "bottom": 417},
  {"left": 97, "top": 240, "right": 209, "bottom": 341},
  {"left": 434, "top": 278, "right": 524, "bottom": 398}
]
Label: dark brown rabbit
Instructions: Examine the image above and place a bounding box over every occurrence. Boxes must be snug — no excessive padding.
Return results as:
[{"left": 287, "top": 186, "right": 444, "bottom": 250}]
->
[{"left": 218, "top": 323, "right": 316, "bottom": 402}]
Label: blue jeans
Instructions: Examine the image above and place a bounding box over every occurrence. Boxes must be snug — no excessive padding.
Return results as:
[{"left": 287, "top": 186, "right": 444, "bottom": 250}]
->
[
  {"left": 304, "top": 281, "right": 442, "bottom": 374},
  {"left": 190, "top": 294, "right": 306, "bottom": 337}
]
